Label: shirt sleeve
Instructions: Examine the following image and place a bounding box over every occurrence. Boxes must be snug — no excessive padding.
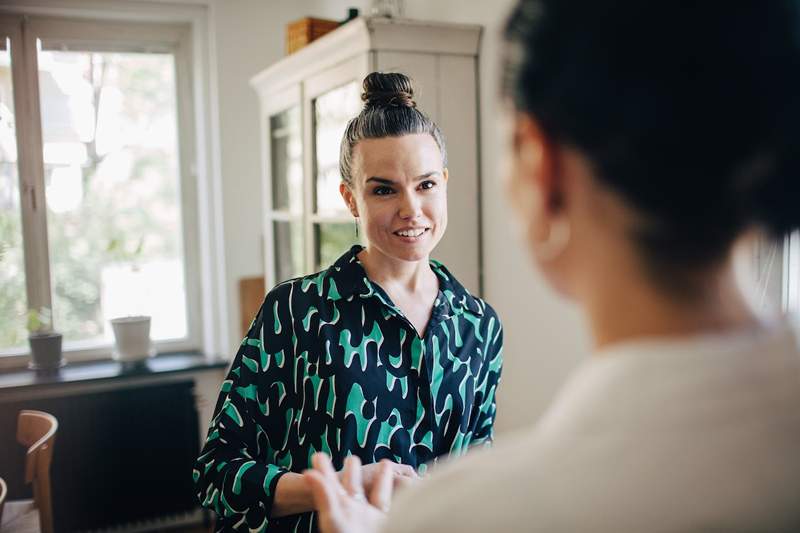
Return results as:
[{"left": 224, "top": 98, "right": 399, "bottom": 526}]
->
[
  {"left": 193, "top": 294, "right": 292, "bottom": 529},
  {"left": 470, "top": 311, "right": 503, "bottom": 447}
]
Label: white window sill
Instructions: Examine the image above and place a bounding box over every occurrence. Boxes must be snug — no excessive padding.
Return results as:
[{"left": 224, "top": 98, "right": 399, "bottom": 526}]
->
[{"left": 0, "top": 337, "right": 205, "bottom": 371}]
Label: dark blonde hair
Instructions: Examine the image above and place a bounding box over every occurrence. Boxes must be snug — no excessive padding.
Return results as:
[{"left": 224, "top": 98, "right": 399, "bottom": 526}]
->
[{"left": 339, "top": 72, "right": 447, "bottom": 187}]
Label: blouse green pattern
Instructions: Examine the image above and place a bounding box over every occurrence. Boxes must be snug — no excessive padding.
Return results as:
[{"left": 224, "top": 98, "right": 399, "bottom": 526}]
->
[{"left": 194, "top": 246, "right": 503, "bottom": 532}]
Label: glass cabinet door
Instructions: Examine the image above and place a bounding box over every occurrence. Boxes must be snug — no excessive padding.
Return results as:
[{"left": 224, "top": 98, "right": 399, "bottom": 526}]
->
[
  {"left": 269, "top": 106, "right": 303, "bottom": 282},
  {"left": 313, "top": 81, "right": 360, "bottom": 215},
  {"left": 272, "top": 219, "right": 304, "bottom": 283},
  {"left": 314, "top": 221, "right": 354, "bottom": 272},
  {"left": 312, "top": 81, "right": 361, "bottom": 269},
  {"left": 270, "top": 107, "right": 302, "bottom": 213}
]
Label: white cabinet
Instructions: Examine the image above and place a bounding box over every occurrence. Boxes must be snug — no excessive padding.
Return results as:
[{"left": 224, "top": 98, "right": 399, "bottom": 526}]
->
[{"left": 251, "top": 17, "right": 483, "bottom": 294}]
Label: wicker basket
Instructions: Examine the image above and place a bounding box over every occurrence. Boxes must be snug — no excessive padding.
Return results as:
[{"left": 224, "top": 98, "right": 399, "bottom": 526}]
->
[{"left": 286, "top": 17, "right": 341, "bottom": 54}]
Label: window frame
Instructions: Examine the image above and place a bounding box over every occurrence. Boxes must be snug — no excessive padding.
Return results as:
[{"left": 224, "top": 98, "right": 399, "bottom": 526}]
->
[
  {"left": 746, "top": 232, "right": 799, "bottom": 315},
  {"left": 782, "top": 231, "right": 800, "bottom": 312},
  {"left": 0, "top": 12, "right": 215, "bottom": 368}
]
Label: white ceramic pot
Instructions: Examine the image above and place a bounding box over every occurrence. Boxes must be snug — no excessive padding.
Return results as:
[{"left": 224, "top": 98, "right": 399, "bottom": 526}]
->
[{"left": 110, "top": 316, "right": 155, "bottom": 362}]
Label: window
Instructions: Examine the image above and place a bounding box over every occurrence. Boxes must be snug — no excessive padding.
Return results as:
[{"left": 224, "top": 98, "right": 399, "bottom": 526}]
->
[
  {"left": 0, "top": 16, "right": 201, "bottom": 361},
  {"left": 0, "top": 33, "right": 25, "bottom": 350},
  {"left": 785, "top": 233, "right": 800, "bottom": 311},
  {"left": 750, "top": 232, "right": 800, "bottom": 313}
]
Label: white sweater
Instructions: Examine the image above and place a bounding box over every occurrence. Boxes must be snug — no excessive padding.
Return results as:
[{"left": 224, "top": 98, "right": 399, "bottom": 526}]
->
[{"left": 384, "top": 319, "right": 800, "bottom": 533}]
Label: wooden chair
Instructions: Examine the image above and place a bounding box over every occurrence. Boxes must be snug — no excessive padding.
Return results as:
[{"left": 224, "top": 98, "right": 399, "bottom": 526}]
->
[
  {"left": 0, "top": 477, "right": 7, "bottom": 527},
  {"left": 0, "top": 410, "right": 58, "bottom": 533}
]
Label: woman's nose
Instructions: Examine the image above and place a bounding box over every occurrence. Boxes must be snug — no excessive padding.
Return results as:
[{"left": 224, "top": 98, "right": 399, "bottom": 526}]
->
[{"left": 398, "top": 192, "right": 422, "bottom": 219}]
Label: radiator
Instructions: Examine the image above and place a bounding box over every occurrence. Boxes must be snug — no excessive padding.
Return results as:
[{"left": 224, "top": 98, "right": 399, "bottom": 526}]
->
[
  {"left": 0, "top": 379, "right": 201, "bottom": 532},
  {"left": 81, "top": 509, "right": 207, "bottom": 533}
]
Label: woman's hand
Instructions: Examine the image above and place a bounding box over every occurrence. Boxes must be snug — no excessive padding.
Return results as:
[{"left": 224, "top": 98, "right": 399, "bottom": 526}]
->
[
  {"left": 304, "top": 453, "right": 394, "bottom": 533},
  {"left": 356, "top": 460, "right": 419, "bottom": 493}
]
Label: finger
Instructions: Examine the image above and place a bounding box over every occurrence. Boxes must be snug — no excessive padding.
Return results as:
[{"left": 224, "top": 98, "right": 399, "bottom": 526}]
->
[
  {"left": 342, "top": 455, "right": 365, "bottom": 498},
  {"left": 394, "top": 464, "right": 419, "bottom": 478},
  {"left": 312, "top": 453, "right": 339, "bottom": 483},
  {"left": 369, "top": 460, "right": 395, "bottom": 512},
  {"left": 304, "top": 470, "right": 339, "bottom": 516},
  {"left": 393, "top": 474, "right": 417, "bottom": 492}
]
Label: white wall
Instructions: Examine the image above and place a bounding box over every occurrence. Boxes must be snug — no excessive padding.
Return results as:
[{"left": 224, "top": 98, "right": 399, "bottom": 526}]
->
[
  {"left": 211, "top": 0, "right": 370, "bottom": 355},
  {"left": 400, "top": 0, "right": 590, "bottom": 433},
  {"left": 0, "top": 0, "right": 589, "bottom": 434},
  {"left": 213, "top": 0, "right": 589, "bottom": 434},
  {"left": 0, "top": 0, "right": 588, "bottom": 436}
]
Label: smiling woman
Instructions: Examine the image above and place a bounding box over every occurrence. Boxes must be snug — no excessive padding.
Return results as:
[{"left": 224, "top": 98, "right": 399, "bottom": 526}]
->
[
  {"left": 194, "top": 72, "right": 504, "bottom": 533},
  {"left": 342, "top": 134, "right": 447, "bottom": 274}
]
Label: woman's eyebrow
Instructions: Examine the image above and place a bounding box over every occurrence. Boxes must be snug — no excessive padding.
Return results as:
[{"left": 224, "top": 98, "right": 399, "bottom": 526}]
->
[
  {"left": 366, "top": 171, "right": 440, "bottom": 184},
  {"left": 415, "top": 171, "right": 441, "bottom": 180},
  {"left": 366, "top": 176, "right": 394, "bottom": 185}
]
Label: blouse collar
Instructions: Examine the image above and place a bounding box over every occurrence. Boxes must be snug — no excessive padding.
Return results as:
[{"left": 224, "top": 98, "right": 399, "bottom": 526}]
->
[{"left": 327, "top": 245, "right": 485, "bottom": 318}]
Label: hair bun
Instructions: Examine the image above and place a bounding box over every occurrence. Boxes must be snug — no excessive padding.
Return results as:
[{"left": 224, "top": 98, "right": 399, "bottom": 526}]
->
[{"left": 362, "top": 72, "right": 416, "bottom": 108}]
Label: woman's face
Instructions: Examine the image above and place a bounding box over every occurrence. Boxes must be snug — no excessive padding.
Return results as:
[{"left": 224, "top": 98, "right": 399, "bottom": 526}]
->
[
  {"left": 502, "top": 105, "right": 575, "bottom": 297},
  {"left": 502, "top": 105, "right": 637, "bottom": 301},
  {"left": 341, "top": 133, "right": 448, "bottom": 264}
]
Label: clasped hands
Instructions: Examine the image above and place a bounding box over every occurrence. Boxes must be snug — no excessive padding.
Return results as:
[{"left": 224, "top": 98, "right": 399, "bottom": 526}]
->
[{"left": 303, "top": 453, "right": 419, "bottom": 533}]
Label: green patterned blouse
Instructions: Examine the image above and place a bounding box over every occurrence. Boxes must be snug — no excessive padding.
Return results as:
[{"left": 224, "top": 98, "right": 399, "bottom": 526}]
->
[{"left": 194, "top": 245, "right": 503, "bottom": 532}]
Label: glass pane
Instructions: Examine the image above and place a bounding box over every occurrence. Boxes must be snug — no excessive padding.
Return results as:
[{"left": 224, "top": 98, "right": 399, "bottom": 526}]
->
[
  {"left": 270, "top": 106, "right": 302, "bottom": 212},
  {"left": 314, "top": 222, "right": 357, "bottom": 271},
  {"left": 752, "top": 236, "right": 784, "bottom": 310},
  {"left": 786, "top": 232, "right": 800, "bottom": 312},
  {"left": 313, "top": 81, "right": 360, "bottom": 216},
  {"left": 0, "top": 38, "right": 28, "bottom": 351},
  {"left": 38, "top": 48, "right": 188, "bottom": 344},
  {"left": 273, "top": 220, "right": 304, "bottom": 282}
]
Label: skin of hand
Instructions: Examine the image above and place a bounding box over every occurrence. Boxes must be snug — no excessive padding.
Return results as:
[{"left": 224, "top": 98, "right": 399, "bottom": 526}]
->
[
  {"left": 353, "top": 460, "right": 419, "bottom": 493},
  {"left": 273, "top": 456, "right": 420, "bottom": 518},
  {"left": 304, "top": 453, "right": 395, "bottom": 533}
]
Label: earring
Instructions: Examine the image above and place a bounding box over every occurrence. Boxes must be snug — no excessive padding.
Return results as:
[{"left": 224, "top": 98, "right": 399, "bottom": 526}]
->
[
  {"left": 534, "top": 217, "right": 570, "bottom": 261},
  {"left": 354, "top": 217, "right": 359, "bottom": 238}
]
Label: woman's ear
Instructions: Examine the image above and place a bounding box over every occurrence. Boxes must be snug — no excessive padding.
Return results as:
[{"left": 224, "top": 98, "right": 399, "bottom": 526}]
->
[
  {"left": 514, "top": 113, "right": 563, "bottom": 214},
  {"left": 339, "top": 182, "right": 359, "bottom": 217}
]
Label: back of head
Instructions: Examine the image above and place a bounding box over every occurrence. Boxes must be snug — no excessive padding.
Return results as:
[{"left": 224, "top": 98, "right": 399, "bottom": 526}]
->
[
  {"left": 339, "top": 72, "right": 446, "bottom": 187},
  {"left": 503, "top": 0, "right": 800, "bottom": 269}
]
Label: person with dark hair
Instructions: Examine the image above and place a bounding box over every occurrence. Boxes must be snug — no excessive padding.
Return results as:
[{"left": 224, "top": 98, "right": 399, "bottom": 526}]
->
[
  {"left": 193, "top": 72, "right": 504, "bottom": 532},
  {"left": 302, "top": 1, "right": 800, "bottom": 532}
]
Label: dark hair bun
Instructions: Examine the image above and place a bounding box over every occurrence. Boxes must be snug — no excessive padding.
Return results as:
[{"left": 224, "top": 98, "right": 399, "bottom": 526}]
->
[
  {"left": 502, "top": 0, "right": 800, "bottom": 268},
  {"left": 340, "top": 71, "right": 446, "bottom": 186},
  {"left": 362, "top": 72, "right": 416, "bottom": 108}
]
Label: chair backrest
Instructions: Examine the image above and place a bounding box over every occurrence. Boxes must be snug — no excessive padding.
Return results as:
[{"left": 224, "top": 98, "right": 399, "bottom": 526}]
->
[
  {"left": 17, "top": 410, "right": 58, "bottom": 533},
  {"left": 0, "top": 476, "right": 7, "bottom": 527}
]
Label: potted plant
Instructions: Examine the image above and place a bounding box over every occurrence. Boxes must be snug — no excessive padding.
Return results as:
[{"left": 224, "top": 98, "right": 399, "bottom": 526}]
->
[
  {"left": 110, "top": 315, "right": 155, "bottom": 363},
  {"left": 106, "top": 237, "right": 155, "bottom": 363},
  {"left": 27, "top": 306, "right": 64, "bottom": 371}
]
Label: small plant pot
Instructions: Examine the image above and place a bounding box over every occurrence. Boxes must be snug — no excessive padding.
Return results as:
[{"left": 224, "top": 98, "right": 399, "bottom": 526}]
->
[
  {"left": 110, "top": 316, "right": 155, "bottom": 363},
  {"left": 28, "top": 332, "right": 64, "bottom": 371}
]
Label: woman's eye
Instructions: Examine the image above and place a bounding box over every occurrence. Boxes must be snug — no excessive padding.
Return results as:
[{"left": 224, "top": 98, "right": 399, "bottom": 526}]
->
[
  {"left": 374, "top": 186, "right": 394, "bottom": 196},
  {"left": 420, "top": 180, "right": 436, "bottom": 190}
]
